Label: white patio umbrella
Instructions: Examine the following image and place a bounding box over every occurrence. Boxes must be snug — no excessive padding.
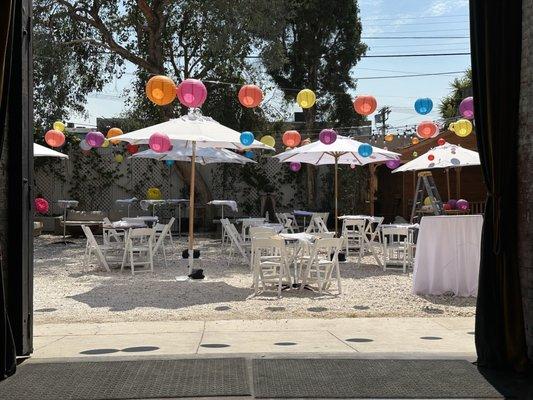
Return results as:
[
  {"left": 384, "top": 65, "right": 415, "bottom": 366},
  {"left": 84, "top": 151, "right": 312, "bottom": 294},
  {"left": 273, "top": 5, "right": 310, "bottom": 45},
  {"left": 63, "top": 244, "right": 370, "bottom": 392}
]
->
[
  {"left": 392, "top": 143, "right": 480, "bottom": 199},
  {"left": 131, "top": 146, "right": 257, "bottom": 165},
  {"left": 33, "top": 143, "right": 68, "bottom": 159},
  {"left": 116, "top": 111, "right": 273, "bottom": 273},
  {"left": 275, "top": 135, "right": 400, "bottom": 231}
]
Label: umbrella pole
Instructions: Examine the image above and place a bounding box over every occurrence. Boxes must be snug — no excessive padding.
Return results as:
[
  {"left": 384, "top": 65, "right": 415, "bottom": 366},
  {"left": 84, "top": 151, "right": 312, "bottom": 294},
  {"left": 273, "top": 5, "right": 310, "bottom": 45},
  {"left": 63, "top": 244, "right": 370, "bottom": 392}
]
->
[
  {"left": 334, "top": 157, "right": 338, "bottom": 233},
  {"left": 446, "top": 168, "right": 451, "bottom": 200},
  {"left": 188, "top": 142, "right": 197, "bottom": 275}
]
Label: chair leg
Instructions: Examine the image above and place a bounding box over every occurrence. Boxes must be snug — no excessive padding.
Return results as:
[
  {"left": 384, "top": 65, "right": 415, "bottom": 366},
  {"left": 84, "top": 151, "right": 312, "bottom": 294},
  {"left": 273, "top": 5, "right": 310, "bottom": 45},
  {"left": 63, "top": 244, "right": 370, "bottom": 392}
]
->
[
  {"left": 162, "top": 245, "right": 167, "bottom": 268},
  {"left": 121, "top": 249, "right": 128, "bottom": 272},
  {"left": 335, "top": 262, "right": 342, "bottom": 294},
  {"left": 130, "top": 250, "right": 135, "bottom": 275}
]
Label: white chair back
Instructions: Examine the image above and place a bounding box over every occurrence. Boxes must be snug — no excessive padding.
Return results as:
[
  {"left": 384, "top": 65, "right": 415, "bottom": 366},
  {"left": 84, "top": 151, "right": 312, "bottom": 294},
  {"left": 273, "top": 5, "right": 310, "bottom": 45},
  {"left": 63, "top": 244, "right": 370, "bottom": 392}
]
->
[
  {"left": 312, "top": 216, "right": 329, "bottom": 233},
  {"left": 225, "top": 222, "right": 249, "bottom": 262},
  {"left": 81, "top": 225, "right": 110, "bottom": 272},
  {"left": 249, "top": 226, "right": 276, "bottom": 239}
]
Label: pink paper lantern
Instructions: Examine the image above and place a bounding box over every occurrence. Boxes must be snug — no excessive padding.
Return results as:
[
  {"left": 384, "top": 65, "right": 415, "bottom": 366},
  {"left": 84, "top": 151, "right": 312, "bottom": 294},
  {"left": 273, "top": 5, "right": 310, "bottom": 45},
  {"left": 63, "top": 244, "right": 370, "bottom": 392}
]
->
[
  {"left": 459, "top": 97, "right": 474, "bottom": 119},
  {"left": 85, "top": 131, "right": 105, "bottom": 147},
  {"left": 456, "top": 199, "right": 469, "bottom": 211},
  {"left": 319, "top": 129, "right": 337, "bottom": 145},
  {"left": 385, "top": 159, "right": 401, "bottom": 169},
  {"left": 176, "top": 78, "right": 207, "bottom": 108},
  {"left": 149, "top": 132, "right": 171, "bottom": 153},
  {"left": 34, "top": 198, "right": 49, "bottom": 214},
  {"left": 290, "top": 162, "right": 301, "bottom": 172}
]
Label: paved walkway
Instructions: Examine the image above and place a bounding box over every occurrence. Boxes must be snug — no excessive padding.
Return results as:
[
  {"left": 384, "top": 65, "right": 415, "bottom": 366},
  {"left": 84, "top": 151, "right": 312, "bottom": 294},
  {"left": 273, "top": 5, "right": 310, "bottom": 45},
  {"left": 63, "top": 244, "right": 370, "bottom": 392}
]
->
[{"left": 32, "top": 317, "right": 476, "bottom": 360}]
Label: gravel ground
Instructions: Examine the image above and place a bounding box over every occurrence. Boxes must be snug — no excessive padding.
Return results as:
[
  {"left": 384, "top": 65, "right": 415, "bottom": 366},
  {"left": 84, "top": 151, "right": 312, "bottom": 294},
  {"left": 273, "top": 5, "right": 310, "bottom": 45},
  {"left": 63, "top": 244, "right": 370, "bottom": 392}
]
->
[{"left": 33, "top": 235, "right": 476, "bottom": 324}]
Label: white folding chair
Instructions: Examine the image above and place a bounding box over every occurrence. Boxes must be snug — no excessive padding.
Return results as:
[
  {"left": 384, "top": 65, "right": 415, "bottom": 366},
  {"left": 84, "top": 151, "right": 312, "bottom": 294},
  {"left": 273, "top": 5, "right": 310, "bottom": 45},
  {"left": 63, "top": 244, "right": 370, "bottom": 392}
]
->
[
  {"left": 249, "top": 226, "right": 276, "bottom": 239},
  {"left": 251, "top": 237, "right": 291, "bottom": 298},
  {"left": 341, "top": 218, "right": 366, "bottom": 266},
  {"left": 102, "top": 217, "right": 125, "bottom": 245},
  {"left": 312, "top": 216, "right": 330, "bottom": 233},
  {"left": 300, "top": 237, "right": 343, "bottom": 294},
  {"left": 121, "top": 228, "right": 155, "bottom": 275},
  {"left": 155, "top": 217, "right": 174, "bottom": 246},
  {"left": 283, "top": 213, "right": 300, "bottom": 232},
  {"left": 81, "top": 225, "right": 112, "bottom": 272},
  {"left": 225, "top": 222, "right": 250, "bottom": 263},
  {"left": 381, "top": 226, "right": 414, "bottom": 273},
  {"left": 313, "top": 212, "right": 329, "bottom": 226},
  {"left": 153, "top": 218, "right": 174, "bottom": 267},
  {"left": 281, "top": 218, "right": 296, "bottom": 233}
]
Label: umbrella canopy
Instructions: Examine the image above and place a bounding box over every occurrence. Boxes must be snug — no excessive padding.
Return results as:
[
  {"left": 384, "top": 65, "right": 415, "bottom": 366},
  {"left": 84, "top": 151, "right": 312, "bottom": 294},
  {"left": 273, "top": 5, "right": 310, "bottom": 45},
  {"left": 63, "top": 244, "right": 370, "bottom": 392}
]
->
[
  {"left": 131, "top": 146, "right": 256, "bottom": 165},
  {"left": 275, "top": 135, "right": 400, "bottom": 231},
  {"left": 115, "top": 112, "right": 273, "bottom": 151},
  {"left": 392, "top": 143, "right": 480, "bottom": 173},
  {"left": 33, "top": 143, "right": 68, "bottom": 159}
]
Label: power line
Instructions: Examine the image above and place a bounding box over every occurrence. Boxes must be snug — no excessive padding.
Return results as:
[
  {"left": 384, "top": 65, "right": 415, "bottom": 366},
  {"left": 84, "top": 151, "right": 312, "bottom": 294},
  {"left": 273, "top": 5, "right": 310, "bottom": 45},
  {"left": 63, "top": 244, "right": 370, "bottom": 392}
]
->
[
  {"left": 363, "top": 52, "right": 470, "bottom": 58},
  {"left": 363, "top": 28, "right": 468, "bottom": 34},
  {"left": 361, "top": 14, "right": 468, "bottom": 22},
  {"left": 368, "top": 42, "right": 469, "bottom": 48},
  {"left": 362, "top": 36, "right": 469, "bottom": 39},
  {"left": 355, "top": 71, "right": 464, "bottom": 79}
]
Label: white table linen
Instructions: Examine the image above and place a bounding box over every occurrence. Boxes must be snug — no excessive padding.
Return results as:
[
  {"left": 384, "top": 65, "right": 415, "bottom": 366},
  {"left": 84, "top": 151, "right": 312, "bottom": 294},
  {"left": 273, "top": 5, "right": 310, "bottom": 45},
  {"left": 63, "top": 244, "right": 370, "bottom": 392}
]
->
[
  {"left": 413, "top": 215, "right": 483, "bottom": 297},
  {"left": 207, "top": 200, "right": 238, "bottom": 212}
]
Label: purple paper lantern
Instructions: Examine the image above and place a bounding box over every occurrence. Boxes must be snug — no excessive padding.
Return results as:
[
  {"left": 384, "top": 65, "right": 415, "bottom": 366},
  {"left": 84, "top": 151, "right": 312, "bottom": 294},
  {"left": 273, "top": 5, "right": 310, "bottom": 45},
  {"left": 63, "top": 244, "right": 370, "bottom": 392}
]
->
[
  {"left": 447, "top": 199, "right": 458, "bottom": 209},
  {"left": 176, "top": 78, "right": 207, "bottom": 108},
  {"left": 149, "top": 132, "right": 171, "bottom": 153},
  {"left": 85, "top": 131, "right": 105, "bottom": 147},
  {"left": 385, "top": 159, "right": 401, "bottom": 169},
  {"left": 456, "top": 199, "right": 469, "bottom": 211},
  {"left": 459, "top": 96, "right": 474, "bottom": 120},
  {"left": 290, "top": 162, "right": 301, "bottom": 172},
  {"left": 319, "top": 129, "right": 337, "bottom": 145}
]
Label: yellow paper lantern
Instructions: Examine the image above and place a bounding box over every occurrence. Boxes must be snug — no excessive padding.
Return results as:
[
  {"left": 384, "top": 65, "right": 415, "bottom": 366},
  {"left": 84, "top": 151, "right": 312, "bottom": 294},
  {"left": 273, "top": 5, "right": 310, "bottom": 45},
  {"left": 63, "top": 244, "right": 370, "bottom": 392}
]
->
[
  {"left": 412, "top": 151, "right": 418, "bottom": 157},
  {"left": 114, "top": 154, "right": 124, "bottom": 163},
  {"left": 147, "top": 187, "right": 162, "bottom": 200},
  {"left": 260, "top": 135, "right": 276, "bottom": 148},
  {"left": 101, "top": 139, "right": 110, "bottom": 148},
  {"left": 423, "top": 196, "right": 432, "bottom": 206},
  {"left": 53, "top": 121, "right": 65, "bottom": 132},
  {"left": 384, "top": 133, "right": 394, "bottom": 142},
  {"left": 451, "top": 119, "right": 472, "bottom": 137},
  {"left": 296, "top": 89, "right": 316, "bottom": 109}
]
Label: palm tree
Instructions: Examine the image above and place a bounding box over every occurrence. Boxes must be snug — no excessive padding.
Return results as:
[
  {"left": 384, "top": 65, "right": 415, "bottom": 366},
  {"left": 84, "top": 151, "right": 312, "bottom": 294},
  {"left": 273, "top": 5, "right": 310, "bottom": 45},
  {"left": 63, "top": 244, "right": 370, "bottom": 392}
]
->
[{"left": 439, "top": 69, "right": 472, "bottom": 119}]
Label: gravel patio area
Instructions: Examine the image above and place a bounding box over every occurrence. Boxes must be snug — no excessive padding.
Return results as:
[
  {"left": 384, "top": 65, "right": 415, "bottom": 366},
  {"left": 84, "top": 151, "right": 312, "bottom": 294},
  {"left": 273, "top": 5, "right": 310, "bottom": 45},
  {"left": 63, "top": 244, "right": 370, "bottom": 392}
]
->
[{"left": 33, "top": 235, "right": 476, "bottom": 324}]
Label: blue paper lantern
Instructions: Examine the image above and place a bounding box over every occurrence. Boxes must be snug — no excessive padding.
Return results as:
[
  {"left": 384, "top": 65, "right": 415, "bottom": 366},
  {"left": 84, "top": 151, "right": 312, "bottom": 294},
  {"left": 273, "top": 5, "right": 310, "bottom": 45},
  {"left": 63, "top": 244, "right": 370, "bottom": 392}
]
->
[
  {"left": 244, "top": 151, "right": 254, "bottom": 159},
  {"left": 165, "top": 160, "right": 175, "bottom": 166},
  {"left": 240, "top": 131, "right": 254, "bottom": 146},
  {"left": 414, "top": 98, "right": 433, "bottom": 115},
  {"left": 358, "top": 143, "right": 373, "bottom": 157}
]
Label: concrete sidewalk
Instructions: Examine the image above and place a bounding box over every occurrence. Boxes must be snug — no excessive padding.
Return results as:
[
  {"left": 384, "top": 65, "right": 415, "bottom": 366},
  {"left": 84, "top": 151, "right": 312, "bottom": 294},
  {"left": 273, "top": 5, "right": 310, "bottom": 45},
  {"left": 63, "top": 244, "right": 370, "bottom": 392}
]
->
[{"left": 32, "top": 317, "right": 476, "bottom": 361}]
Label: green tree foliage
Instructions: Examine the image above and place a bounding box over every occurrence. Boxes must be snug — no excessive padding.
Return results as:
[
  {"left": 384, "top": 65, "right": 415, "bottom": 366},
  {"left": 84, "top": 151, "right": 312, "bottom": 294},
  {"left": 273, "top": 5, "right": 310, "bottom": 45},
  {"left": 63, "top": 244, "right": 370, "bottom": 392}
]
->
[{"left": 439, "top": 69, "right": 472, "bottom": 119}]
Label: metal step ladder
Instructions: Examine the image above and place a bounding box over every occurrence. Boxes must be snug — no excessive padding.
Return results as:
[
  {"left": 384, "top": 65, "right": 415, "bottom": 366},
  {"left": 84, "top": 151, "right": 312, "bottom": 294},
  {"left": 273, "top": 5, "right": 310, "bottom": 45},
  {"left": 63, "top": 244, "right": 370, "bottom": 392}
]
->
[{"left": 410, "top": 171, "right": 444, "bottom": 223}]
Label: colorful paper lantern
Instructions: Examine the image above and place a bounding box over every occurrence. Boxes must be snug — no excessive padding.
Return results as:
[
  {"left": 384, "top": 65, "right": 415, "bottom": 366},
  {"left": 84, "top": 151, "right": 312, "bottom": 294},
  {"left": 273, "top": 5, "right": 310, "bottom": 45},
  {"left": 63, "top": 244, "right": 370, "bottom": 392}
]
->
[
  {"left": 126, "top": 144, "right": 139, "bottom": 155},
  {"left": 384, "top": 133, "right": 394, "bottom": 142},
  {"left": 437, "top": 138, "right": 446, "bottom": 146},
  {"left": 260, "top": 135, "right": 275, "bottom": 148},
  {"left": 176, "top": 78, "right": 207, "bottom": 108},
  {"left": 149, "top": 132, "right": 171, "bottom": 153},
  {"left": 34, "top": 198, "right": 49, "bottom": 214},
  {"left": 240, "top": 131, "right": 255, "bottom": 146},
  {"left": 443, "top": 203, "right": 452, "bottom": 211},
  {"left": 282, "top": 130, "right": 301, "bottom": 147},
  {"left": 358, "top": 143, "right": 373, "bottom": 157},
  {"left": 44, "top": 129, "right": 65, "bottom": 148},
  {"left": 107, "top": 127, "right": 123, "bottom": 145},
  {"left": 53, "top": 121, "right": 65, "bottom": 132},
  {"left": 79, "top": 140, "right": 92, "bottom": 151},
  {"left": 101, "top": 139, "right": 110, "bottom": 148},
  {"left": 428, "top": 154, "right": 435, "bottom": 161},
  {"left": 85, "top": 131, "right": 105, "bottom": 147},
  {"left": 450, "top": 119, "right": 472, "bottom": 137},
  {"left": 412, "top": 151, "right": 418, "bottom": 157},
  {"left": 414, "top": 98, "right": 433, "bottom": 115},
  {"left": 456, "top": 199, "right": 469, "bottom": 211},
  {"left": 238, "top": 84, "right": 263, "bottom": 108},
  {"left": 386, "top": 159, "right": 400, "bottom": 169},
  {"left": 244, "top": 151, "right": 254, "bottom": 159},
  {"left": 290, "top": 162, "right": 301, "bottom": 172},
  {"left": 296, "top": 89, "right": 316, "bottom": 109},
  {"left": 114, "top": 154, "right": 124, "bottom": 163},
  {"left": 416, "top": 121, "right": 438, "bottom": 139},
  {"left": 165, "top": 160, "right": 175, "bottom": 166},
  {"left": 319, "top": 129, "right": 337, "bottom": 145},
  {"left": 447, "top": 199, "right": 457, "bottom": 209},
  {"left": 411, "top": 137, "right": 420, "bottom": 145},
  {"left": 353, "top": 95, "right": 377, "bottom": 116},
  {"left": 147, "top": 187, "right": 162, "bottom": 200},
  {"left": 423, "top": 196, "right": 432, "bottom": 206},
  {"left": 146, "top": 75, "right": 176, "bottom": 106},
  {"left": 459, "top": 96, "right": 474, "bottom": 119}
]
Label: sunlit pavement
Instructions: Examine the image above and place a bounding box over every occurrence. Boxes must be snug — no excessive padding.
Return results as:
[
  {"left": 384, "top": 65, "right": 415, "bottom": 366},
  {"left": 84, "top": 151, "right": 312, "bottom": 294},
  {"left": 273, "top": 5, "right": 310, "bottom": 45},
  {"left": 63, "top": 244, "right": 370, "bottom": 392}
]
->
[{"left": 31, "top": 317, "right": 476, "bottom": 361}]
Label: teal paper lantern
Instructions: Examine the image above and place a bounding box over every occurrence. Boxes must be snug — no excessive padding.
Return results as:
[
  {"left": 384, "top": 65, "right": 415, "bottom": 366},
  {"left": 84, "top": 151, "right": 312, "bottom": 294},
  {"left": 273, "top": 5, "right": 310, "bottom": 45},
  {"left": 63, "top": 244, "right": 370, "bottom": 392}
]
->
[
  {"left": 244, "top": 151, "right": 254, "bottom": 159},
  {"left": 240, "top": 131, "right": 254, "bottom": 146},
  {"left": 414, "top": 98, "right": 433, "bottom": 115},
  {"left": 358, "top": 143, "right": 373, "bottom": 157},
  {"left": 165, "top": 160, "right": 175, "bottom": 166}
]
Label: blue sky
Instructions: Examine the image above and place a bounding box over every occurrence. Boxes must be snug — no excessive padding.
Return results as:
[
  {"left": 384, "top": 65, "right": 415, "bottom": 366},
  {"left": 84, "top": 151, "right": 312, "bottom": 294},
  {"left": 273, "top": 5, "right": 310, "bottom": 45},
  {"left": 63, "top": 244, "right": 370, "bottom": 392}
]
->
[{"left": 78, "top": 0, "right": 471, "bottom": 130}]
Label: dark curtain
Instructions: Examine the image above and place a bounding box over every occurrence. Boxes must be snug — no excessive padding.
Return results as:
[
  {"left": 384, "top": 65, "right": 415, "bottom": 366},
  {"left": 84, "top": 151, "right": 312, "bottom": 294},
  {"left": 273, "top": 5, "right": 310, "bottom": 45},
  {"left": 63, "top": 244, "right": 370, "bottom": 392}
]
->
[
  {"left": 470, "top": 0, "right": 528, "bottom": 370},
  {"left": 0, "top": 0, "right": 17, "bottom": 381}
]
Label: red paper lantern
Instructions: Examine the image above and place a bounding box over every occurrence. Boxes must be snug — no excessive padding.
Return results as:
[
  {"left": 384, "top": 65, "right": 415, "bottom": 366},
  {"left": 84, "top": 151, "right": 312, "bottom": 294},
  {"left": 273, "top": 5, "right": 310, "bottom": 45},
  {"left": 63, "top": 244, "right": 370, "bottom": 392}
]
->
[
  {"left": 44, "top": 129, "right": 65, "bottom": 148},
  {"left": 428, "top": 154, "right": 435, "bottom": 161},
  {"left": 34, "top": 198, "right": 49, "bottom": 214},
  {"left": 282, "top": 130, "right": 301, "bottom": 147},
  {"left": 176, "top": 78, "right": 207, "bottom": 108},
  {"left": 146, "top": 75, "right": 176, "bottom": 106},
  {"left": 417, "top": 121, "right": 438, "bottom": 139},
  {"left": 437, "top": 138, "right": 446, "bottom": 146},
  {"left": 238, "top": 84, "right": 263, "bottom": 108},
  {"left": 126, "top": 144, "right": 139, "bottom": 154},
  {"left": 353, "top": 95, "right": 377, "bottom": 116}
]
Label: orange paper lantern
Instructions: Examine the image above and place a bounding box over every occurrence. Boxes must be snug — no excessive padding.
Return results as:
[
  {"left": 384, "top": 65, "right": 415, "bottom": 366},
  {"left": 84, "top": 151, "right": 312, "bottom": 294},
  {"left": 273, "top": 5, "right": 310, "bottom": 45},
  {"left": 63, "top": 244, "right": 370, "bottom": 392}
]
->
[
  {"left": 416, "top": 121, "right": 438, "bottom": 139},
  {"left": 282, "top": 130, "right": 301, "bottom": 147},
  {"left": 411, "top": 137, "right": 420, "bottom": 145},
  {"left": 384, "top": 133, "right": 394, "bottom": 142},
  {"left": 353, "top": 95, "right": 377, "bottom": 116},
  {"left": 107, "top": 127, "right": 123, "bottom": 145},
  {"left": 44, "top": 129, "right": 65, "bottom": 148},
  {"left": 146, "top": 75, "right": 176, "bottom": 106},
  {"left": 238, "top": 84, "right": 263, "bottom": 108}
]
